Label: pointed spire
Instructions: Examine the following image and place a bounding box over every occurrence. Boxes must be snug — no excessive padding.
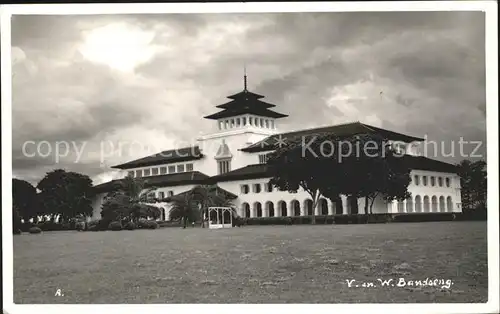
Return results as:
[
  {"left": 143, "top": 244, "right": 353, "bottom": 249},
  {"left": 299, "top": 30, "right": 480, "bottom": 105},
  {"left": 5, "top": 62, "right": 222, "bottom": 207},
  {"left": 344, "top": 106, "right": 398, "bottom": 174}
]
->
[{"left": 243, "top": 63, "right": 247, "bottom": 91}]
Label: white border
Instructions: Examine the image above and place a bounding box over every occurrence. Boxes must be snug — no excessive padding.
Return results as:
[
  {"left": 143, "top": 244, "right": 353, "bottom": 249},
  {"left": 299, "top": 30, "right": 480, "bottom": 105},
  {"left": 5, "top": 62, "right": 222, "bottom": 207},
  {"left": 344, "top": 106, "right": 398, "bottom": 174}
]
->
[{"left": 1, "top": 2, "right": 498, "bottom": 314}]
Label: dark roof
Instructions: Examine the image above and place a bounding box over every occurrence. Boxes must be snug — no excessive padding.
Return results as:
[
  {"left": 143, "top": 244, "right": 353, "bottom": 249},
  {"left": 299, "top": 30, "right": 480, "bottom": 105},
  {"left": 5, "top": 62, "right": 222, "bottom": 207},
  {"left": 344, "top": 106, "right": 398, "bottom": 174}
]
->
[
  {"left": 208, "top": 155, "right": 457, "bottom": 183},
  {"left": 112, "top": 146, "right": 203, "bottom": 169},
  {"left": 402, "top": 155, "right": 458, "bottom": 173},
  {"left": 241, "top": 122, "right": 424, "bottom": 153},
  {"left": 209, "top": 164, "right": 271, "bottom": 182},
  {"left": 93, "top": 171, "right": 210, "bottom": 193},
  {"left": 204, "top": 88, "right": 287, "bottom": 120},
  {"left": 164, "top": 186, "right": 238, "bottom": 201}
]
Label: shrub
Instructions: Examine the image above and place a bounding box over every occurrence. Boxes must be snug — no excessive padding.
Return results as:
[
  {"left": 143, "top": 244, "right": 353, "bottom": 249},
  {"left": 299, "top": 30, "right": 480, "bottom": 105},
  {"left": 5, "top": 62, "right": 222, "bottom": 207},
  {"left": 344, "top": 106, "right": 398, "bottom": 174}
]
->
[
  {"left": 88, "top": 224, "right": 98, "bottom": 232},
  {"left": 124, "top": 221, "right": 136, "bottom": 230},
  {"left": 392, "top": 213, "right": 455, "bottom": 223},
  {"left": 28, "top": 227, "right": 42, "bottom": 234},
  {"left": 145, "top": 220, "right": 159, "bottom": 229},
  {"left": 108, "top": 221, "right": 123, "bottom": 231},
  {"left": 137, "top": 218, "right": 148, "bottom": 229},
  {"left": 75, "top": 221, "right": 86, "bottom": 231},
  {"left": 14, "top": 229, "right": 22, "bottom": 235}
]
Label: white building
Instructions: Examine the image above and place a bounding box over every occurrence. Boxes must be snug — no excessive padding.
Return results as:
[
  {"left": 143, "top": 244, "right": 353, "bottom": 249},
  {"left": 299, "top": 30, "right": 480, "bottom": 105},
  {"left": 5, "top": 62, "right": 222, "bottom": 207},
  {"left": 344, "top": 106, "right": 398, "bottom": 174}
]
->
[{"left": 91, "top": 77, "right": 462, "bottom": 221}]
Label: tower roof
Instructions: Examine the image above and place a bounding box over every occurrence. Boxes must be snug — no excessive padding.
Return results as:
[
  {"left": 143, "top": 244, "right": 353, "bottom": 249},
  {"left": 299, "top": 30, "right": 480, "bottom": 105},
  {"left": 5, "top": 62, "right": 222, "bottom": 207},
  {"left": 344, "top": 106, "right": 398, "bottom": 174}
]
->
[{"left": 204, "top": 74, "right": 287, "bottom": 120}]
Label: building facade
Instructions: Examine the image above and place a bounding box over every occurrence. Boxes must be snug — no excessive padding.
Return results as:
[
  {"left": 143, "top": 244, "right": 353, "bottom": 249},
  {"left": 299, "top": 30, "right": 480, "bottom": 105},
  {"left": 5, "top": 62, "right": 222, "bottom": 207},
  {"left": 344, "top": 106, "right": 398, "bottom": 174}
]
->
[{"left": 91, "top": 77, "right": 462, "bottom": 221}]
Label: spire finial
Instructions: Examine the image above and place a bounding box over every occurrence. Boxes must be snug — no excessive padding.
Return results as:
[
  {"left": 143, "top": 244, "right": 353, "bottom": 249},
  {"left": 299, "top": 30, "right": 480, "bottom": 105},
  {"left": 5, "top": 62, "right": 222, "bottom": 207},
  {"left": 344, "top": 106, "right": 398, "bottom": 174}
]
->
[{"left": 244, "top": 64, "right": 247, "bottom": 91}]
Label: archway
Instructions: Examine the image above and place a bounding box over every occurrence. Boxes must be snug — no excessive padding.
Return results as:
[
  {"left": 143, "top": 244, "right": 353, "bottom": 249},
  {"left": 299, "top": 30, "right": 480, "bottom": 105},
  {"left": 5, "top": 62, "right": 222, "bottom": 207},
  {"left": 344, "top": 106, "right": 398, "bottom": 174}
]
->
[
  {"left": 397, "top": 201, "right": 405, "bottom": 213},
  {"left": 439, "top": 196, "right": 446, "bottom": 212},
  {"left": 242, "top": 203, "right": 250, "bottom": 218},
  {"left": 415, "top": 196, "right": 422, "bottom": 212},
  {"left": 447, "top": 196, "right": 453, "bottom": 212},
  {"left": 278, "top": 201, "right": 287, "bottom": 217},
  {"left": 266, "top": 201, "right": 275, "bottom": 217},
  {"left": 423, "top": 196, "right": 430, "bottom": 212},
  {"left": 304, "top": 199, "right": 314, "bottom": 215},
  {"left": 291, "top": 200, "right": 301, "bottom": 216},
  {"left": 254, "top": 202, "right": 262, "bottom": 217},
  {"left": 431, "top": 196, "right": 438, "bottom": 212},
  {"left": 319, "top": 198, "right": 329, "bottom": 215},
  {"left": 406, "top": 197, "right": 413, "bottom": 213}
]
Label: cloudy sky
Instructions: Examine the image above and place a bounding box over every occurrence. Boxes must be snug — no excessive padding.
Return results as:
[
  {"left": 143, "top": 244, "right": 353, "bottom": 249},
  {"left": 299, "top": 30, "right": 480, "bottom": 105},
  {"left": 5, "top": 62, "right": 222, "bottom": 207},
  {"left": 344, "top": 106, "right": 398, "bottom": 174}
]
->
[{"left": 11, "top": 11, "right": 486, "bottom": 186}]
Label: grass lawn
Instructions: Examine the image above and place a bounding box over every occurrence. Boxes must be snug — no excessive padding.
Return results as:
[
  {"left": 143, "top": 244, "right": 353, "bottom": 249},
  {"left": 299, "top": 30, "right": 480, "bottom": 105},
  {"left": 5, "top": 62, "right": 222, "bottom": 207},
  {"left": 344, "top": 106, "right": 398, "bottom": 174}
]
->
[{"left": 13, "top": 221, "right": 487, "bottom": 303}]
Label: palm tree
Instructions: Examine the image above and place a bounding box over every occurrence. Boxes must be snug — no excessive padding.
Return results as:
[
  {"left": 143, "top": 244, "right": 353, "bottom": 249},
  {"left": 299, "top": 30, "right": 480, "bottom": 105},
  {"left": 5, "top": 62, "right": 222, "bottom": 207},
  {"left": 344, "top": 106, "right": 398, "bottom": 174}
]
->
[
  {"left": 167, "top": 185, "right": 236, "bottom": 228},
  {"left": 102, "top": 175, "right": 158, "bottom": 222}
]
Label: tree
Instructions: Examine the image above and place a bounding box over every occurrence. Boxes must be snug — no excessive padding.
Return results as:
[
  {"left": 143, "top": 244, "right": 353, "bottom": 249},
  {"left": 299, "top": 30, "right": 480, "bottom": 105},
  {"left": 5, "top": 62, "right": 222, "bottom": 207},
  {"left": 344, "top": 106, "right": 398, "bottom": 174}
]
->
[
  {"left": 166, "top": 185, "right": 235, "bottom": 228},
  {"left": 267, "top": 133, "right": 412, "bottom": 223},
  {"left": 101, "top": 175, "right": 158, "bottom": 222},
  {"left": 12, "top": 178, "right": 39, "bottom": 223},
  {"left": 168, "top": 193, "right": 200, "bottom": 228},
  {"left": 13, "top": 205, "right": 23, "bottom": 233},
  {"left": 267, "top": 132, "right": 348, "bottom": 224},
  {"left": 37, "top": 169, "right": 94, "bottom": 222},
  {"left": 457, "top": 159, "right": 487, "bottom": 211}
]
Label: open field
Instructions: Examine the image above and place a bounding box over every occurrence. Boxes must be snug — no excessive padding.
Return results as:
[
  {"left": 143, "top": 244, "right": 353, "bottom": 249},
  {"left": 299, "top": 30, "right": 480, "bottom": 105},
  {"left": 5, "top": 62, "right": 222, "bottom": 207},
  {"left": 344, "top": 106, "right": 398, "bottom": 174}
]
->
[{"left": 13, "top": 221, "right": 487, "bottom": 303}]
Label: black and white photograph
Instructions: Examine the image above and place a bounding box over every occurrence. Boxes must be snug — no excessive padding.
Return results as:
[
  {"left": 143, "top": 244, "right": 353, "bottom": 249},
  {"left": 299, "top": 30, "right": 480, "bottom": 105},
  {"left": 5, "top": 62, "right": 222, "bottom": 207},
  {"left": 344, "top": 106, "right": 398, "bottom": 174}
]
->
[{"left": 1, "top": 1, "right": 498, "bottom": 313}]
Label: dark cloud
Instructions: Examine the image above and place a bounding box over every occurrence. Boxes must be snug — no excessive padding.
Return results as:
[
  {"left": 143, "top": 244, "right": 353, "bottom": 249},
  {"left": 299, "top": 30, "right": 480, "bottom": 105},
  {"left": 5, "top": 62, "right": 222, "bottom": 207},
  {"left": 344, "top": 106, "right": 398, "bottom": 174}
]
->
[{"left": 10, "top": 11, "right": 486, "bottom": 184}]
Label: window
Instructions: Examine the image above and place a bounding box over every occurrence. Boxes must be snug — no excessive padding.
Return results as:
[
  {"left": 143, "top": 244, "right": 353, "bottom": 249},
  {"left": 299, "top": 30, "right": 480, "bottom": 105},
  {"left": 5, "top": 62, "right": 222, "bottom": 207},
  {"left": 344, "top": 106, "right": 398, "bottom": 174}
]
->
[
  {"left": 265, "top": 120, "right": 269, "bottom": 128},
  {"left": 265, "top": 183, "right": 273, "bottom": 192},
  {"left": 242, "top": 117, "right": 247, "bottom": 125},
  {"left": 438, "top": 177, "right": 443, "bottom": 187},
  {"left": 259, "top": 154, "right": 269, "bottom": 164},
  {"left": 414, "top": 175, "right": 420, "bottom": 186},
  {"left": 231, "top": 119, "right": 235, "bottom": 127},
  {"left": 152, "top": 168, "right": 159, "bottom": 175},
  {"left": 241, "top": 184, "right": 249, "bottom": 194},
  {"left": 167, "top": 191, "right": 174, "bottom": 197},
  {"left": 253, "top": 183, "right": 261, "bottom": 193},
  {"left": 177, "top": 164, "right": 185, "bottom": 173},
  {"left": 127, "top": 171, "right": 134, "bottom": 177},
  {"left": 143, "top": 168, "right": 151, "bottom": 177},
  {"left": 423, "top": 176, "right": 428, "bottom": 186},
  {"left": 160, "top": 166, "right": 167, "bottom": 175},
  {"left": 168, "top": 165, "right": 176, "bottom": 174},
  {"left": 248, "top": 117, "right": 253, "bottom": 126},
  {"left": 236, "top": 118, "right": 241, "bottom": 127},
  {"left": 158, "top": 191, "right": 165, "bottom": 200},
  {"left": 446, "top": 178, "right": 451, "bottom": 187},
  {"left": 218, "top": 159, "right": 231, "bottom": 175},
  {"left": 136, "top": 170, "right": 143, "bottom": 178},
  {"left": 430, "top": 176, "right": 435, "bottom": 186},
  {"left": 186, "top": 163, "right": 193, "bottom": 171}
]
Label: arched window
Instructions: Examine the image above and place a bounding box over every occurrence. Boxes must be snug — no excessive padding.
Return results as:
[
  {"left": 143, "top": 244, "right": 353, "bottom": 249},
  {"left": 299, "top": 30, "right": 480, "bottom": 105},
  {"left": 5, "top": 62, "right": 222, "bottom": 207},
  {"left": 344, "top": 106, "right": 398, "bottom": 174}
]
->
[
  {"left": 447, "top": 196, "right": 453, "bottom": 212},
  {"left": 430, "top": 176, "right": 436, "bottom": 187},
  {"left": 406, "top": 197, "right": 414, "bottom": 213},
  {"left": 431, "top": 196, "right": 438, "bottom": 212},
  {"left": 423, "top": 196, "right": 430, "bottom": 212},
  {"left": 304, "top": 199, "right": 314, "bottom": 215},
  {"left": 291, "top": 200, "right": 301, "bottom": 216},
  {"left": 414, "top": 175, "right": 420, "bottom": 186},
  {"left": 242, "top": 203, "right": 250, "bottom": 218},
  {"left": 439, "top": 196, "right": 445, "bottom": 212},
  {"left": 415, "top": 196, "right": 422, "bottom": 212},
  {"left": 248, "top": 117, "right": 253, "bottom": 126},
  {"left": 254, "top": 202, "right": 262, "bottom": 218},
  {"left": 236, "top": 118, "right": 241, "bottom": 127},
  {"left": 319, "top": 198, "right": 329, "bottom": 215},
  {"left": 438, "top": 177, "right": 443, "bottom": 187},
  {"left": 266, "top": 201, "right": 274, "bottom": 217},
  {"left": 241, "top": 184, "right": 249, "bottom": 194},
  {"left": 278, "top": 201, "right": 287, "bottom": 217},
  {"left": 423, "top": 176, "right": 428, "bottom": 186},
  {"left": 242, "top": 117, "right": 247, "bottom": 125},
  {"left": 446, "top": 178, "right": 451, "bottom": 187}
]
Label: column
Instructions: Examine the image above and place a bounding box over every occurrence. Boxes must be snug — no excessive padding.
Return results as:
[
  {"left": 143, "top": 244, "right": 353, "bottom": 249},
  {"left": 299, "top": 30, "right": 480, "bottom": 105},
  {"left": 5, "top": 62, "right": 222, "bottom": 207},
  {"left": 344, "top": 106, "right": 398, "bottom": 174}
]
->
[
  {"left": 328, "top": 200, "right": 334, "bottom": 215},
  {"left": 341, "top": 195, "right": 349, "bottom": 215}
]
